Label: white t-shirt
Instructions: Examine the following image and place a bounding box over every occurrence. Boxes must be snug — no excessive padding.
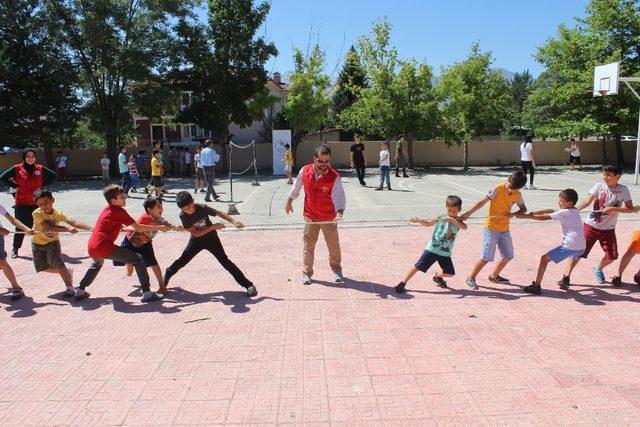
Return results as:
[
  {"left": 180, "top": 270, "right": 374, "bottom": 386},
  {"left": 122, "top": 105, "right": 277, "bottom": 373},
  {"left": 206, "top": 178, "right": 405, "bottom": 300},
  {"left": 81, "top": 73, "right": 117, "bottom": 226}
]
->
[
  {"left": 194, "top": 153, "right": 201, "bottom": 169},
  {"left": 520, "top": 142, "right": 533, "bottom": 161},
  {"left": 585, "top": 182, "right": 632, "bottom": 230},
  {"left": 379, "top": 149, "right": 391, "bottom": 167},
  {"left": 549, "top": 208, "right": 586, "bottom": 250},
  {"left": 0, "top": 204, "right": 7, "bottom": 216},
  {"left": 570, "top": 144, "right": 580, "bottom": 157},
  {"left": 56, "top": 156, "right": 68, "bottom": 168},
  {"left": 100, "top": 158, "right": 110, "bottom": 170}
]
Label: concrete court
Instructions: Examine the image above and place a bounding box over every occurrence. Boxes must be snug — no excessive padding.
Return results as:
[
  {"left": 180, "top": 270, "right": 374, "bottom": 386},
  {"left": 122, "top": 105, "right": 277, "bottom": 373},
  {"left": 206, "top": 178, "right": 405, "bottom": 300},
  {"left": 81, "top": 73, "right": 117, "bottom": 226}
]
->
[{"left": 1, "top": 166, "right": 640, "bottom": 425}]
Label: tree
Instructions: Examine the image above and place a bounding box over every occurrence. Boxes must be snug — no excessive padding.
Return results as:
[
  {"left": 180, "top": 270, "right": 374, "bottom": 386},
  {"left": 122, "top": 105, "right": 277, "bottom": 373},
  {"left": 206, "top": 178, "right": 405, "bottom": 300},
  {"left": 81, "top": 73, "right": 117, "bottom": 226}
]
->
[
  {"left": 510, "top": 70, "right": 534, "bottom": 127},
  {"left": 48, "top": 0, "right": 194, "bottom": 173},
  {"left": 174, "top": 0, "right": 277, "bottom": 142},
  {"left": 332, "top": 46, "right": 368, "bottom": 119},
  {"left": 339, "top": 18, "right": 439, "bottom": 167},
  {"left": 1, "top": 0, "right": 79, "bottom": 167},
  {"left": 435, "top": 43, "right": 513, "bottom": 169},
  {"left": 283, "top": 45, "right": 331, "bottom": 149}
]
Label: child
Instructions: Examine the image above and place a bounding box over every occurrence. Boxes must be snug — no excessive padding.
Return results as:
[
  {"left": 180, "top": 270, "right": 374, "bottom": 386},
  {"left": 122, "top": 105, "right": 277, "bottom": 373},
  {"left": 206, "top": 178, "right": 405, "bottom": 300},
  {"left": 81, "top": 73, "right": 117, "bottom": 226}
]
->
[
  {"left": 193, "top": 146, "right": 205, "bottom": 194},
  {"left": 612, "top": 208, "right": 640, "bottom": 287},
  {"left": 395, "top": 195, "right": 467, "bottom": 293},
  {"left": 56, "top": 151, "right": 69, "bottom": 181},
  {"left": 0, "top": 204, "right": 33, "bottom": 300},
  {"left": 460, "top": 170, "right": 527, "bottom": 289},
  {"left": 74, "top": 184, "right": 170, "bottom": 302},
  {"left": 114, "top": 197, "right": 180, "bottom": 294},
  {"left": 149, "top": 149, "right": 163, "bottom": 198},
  {"left": 127, "top": 154, "right": 139, "bottom": 193},
  {"left": 564, "top": 164, "right": 633, "bottom": 286},
  {"left": 100, "top": 153, "right": 110, "bottom": 182},
  {"left": 375, "top": 142, "right": 391, "bottom": 191},
  {"left": 163, "top": 191, "right": 257, "bottom": 297},
  {"left": 522, "top": 189, "right": 586, "bottom": 294},
  {"left": 31, "top": 189, "right": 93, "bottom": 297},
  {"left": 283, "top": 143, "right": 294, "bottom": 184}
]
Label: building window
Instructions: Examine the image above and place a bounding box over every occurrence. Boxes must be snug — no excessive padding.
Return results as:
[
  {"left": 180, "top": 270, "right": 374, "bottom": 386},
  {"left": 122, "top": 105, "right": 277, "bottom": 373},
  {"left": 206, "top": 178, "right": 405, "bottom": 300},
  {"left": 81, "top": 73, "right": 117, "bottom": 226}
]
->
[{"left": 180, "top": 91, "right": 193, "bottom": 111}]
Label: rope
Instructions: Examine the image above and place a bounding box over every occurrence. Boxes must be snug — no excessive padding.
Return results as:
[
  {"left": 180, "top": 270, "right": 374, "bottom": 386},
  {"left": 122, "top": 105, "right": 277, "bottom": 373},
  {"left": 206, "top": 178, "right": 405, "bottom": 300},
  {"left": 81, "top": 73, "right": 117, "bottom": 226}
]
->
[
  {"left": 229, "top": 141, "right": 255, "bottom": 149},
  {"left": 230, "top": 159, "right": 256, "bottom": 176}
]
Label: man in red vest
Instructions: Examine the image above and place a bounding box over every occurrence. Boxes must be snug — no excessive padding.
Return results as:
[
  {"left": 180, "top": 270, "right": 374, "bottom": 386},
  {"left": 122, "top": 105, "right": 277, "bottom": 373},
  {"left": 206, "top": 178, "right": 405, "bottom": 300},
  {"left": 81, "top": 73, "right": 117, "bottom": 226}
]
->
[{"left": 285, "top": 146, "right": 346, "bottom": 285}]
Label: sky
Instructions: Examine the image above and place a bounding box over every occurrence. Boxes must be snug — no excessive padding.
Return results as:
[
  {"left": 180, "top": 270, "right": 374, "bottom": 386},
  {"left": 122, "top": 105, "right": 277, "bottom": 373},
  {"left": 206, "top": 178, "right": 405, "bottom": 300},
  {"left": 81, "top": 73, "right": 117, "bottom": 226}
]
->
[{"left": 199, "top": 0, "right": 591, "bottom": 80}]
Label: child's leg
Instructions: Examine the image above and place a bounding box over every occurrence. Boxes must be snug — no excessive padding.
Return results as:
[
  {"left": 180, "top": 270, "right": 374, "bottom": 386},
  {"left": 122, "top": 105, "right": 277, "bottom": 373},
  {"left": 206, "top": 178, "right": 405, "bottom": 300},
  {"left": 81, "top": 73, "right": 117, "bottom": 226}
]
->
[
  {"left": 468, "top": 259, "right": 488, "bottom": 279},
  {"left": 490, "top": 258, "right": 511, "bottom": 279},
  {"left": 469, "top": 229, "right": 496, "bottom": 279},
  {"left": 106, "top": 247, "right": 150, "bottom": 292},
  {"left": 42, "top": 267, "right": 72, "bottom": 286},
  {"left": 204, "top": 234, "right": 252, "bottom": 287},
  {"left": 597, "top": 229, "right": 618, "bottom": 270},
  {"left": 618, "top": 247, "right": 636, "bottom": 278},
  {"left": 0, "top": 260, "right": 21, "bottom": 289},
  {"left": 164, "top": 239, "right": 202, "bottom": 284},
  {"left": 78, "top": 258, "right": 105, "bottom": 290},
  {"left": 534, "top": 255, "right": 551, "bottom": 285},
  {"left": 490, "top": 231, "right": 514, "bottom": 279},
  {"left": 402, "top": 267, "right": 420, "bottom": 284},
  {"left": 151, "top": 265, "right": 165, "bottom": 291}
]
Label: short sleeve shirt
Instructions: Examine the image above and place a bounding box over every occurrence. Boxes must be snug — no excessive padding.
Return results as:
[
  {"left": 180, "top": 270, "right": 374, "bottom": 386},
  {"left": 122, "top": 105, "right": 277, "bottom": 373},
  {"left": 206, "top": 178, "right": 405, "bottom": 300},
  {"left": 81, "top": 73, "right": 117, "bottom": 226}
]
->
[
  {"left": 0, "top": 204, "right": 7, "bottom": 216},
  {"left": 549, "top": 208, "right": 586, "bottom": 250},
  {"left": 379, "top": 149, "right": 391, "bottom": 167},
  {"left": 585, "top": 182, "right": 632, "bottom": 230},
  {"left": 118, "top": 153, "right": 128, "bottom": 173},
  {"left": 151, "top": 157, "right": 163, "bottom": 176},
  {"left": 126, "top": 212, "right": 168, "bottom": 248},
  {"left": 100, "top": 158, "right": 110, "bottom": 169},
  {"left": 32, "top": 208, "right": 70, "bottom": 245},
  {"left": 285, "top": 150, "right": 294, "bottom": 166},
  {"left": 179, "top": 204, "right": 219, "bottom": 239},
  {"left": 87, "top": 205, "right": 135, "bottom": 258},
  {"left": 485, "top": 184, "right": 524, "bottom": 233},
  {"left": 426, "top": 214, "right": 459, "bottom": 257},
  {"left": 350, "top": 143, "right": 365, "bottom": 165},
  {"left": 56, "top": 156, "right": 68, "bottom": 168}
]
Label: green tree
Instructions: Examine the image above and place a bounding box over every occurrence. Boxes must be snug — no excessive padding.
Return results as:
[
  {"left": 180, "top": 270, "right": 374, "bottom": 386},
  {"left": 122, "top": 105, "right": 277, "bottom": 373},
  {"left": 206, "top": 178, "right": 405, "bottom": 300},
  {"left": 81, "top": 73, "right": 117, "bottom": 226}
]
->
[
  {"left": 1, "top": 0, "right": 79, "bottom": 167},
  {"left": 283, "top": 45, "right": 331, "bottom": 149},
  {"left": 48, "top": 0, "right": 194, "bottom": 173},
  {"left": 174, "top": 0, "right": 277, "bottom": 142},
  {"left": 435, "top": 43, "right": 513, "bottom": 170},
  {"left": 332, "top": 46, "right": 368, "bottom": 119},
  {"left": 510, "top": 70, "right": 534, "bottom": 127}
]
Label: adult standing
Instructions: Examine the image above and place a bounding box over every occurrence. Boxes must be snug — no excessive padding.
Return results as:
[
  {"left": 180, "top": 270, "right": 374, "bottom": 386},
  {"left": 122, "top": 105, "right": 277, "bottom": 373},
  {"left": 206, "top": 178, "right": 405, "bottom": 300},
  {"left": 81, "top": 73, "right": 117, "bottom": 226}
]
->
[
  {"left": 349, "top": 134, "right": 366, "bottom": 186},
  {"left": 520, "top": 136, "right": 536, "bottom": 190},
  {"left": 285, "top": 146, "right": 346, "bottom": 285},
  {"left": 0, "top": 148, "right": 57, "bottom": 258},
  {"left": 395, "top": 136, "right": 409, "bottom": 178},
  {"left": 118, "top": 145, "right": 131, "bottom": 194},
  {"left": 376, "top": 142, "right": 392, "bottom": 191},
  {"left": 200, "top": 139, "right": 220, "bottom": 202},
  {"left": 565, "top": 139, "right": 582, "bottom": 171},
  {"left": 184, "top": 148, "right": 192, "bottom": 178}
]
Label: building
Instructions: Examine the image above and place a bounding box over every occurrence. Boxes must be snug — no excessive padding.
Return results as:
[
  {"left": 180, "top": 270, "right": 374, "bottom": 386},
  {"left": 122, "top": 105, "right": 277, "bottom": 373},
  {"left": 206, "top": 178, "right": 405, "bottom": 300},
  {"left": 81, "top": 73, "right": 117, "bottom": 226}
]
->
[{"left": 132, "top": 73, "right": 289, "bottom": 147}]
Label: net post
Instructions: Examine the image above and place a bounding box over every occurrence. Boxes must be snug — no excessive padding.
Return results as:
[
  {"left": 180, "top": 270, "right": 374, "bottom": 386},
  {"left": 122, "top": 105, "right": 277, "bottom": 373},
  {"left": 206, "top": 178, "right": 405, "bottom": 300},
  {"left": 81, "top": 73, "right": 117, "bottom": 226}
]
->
[
  {"left": 227, "top": 141, "right": 239, "bottom": 215},
  {"left": 635, "top": 104, "right": 640, "bottom": 185},
  {"left": 251, "top": 140, "right": 260, "bottom": 186}
]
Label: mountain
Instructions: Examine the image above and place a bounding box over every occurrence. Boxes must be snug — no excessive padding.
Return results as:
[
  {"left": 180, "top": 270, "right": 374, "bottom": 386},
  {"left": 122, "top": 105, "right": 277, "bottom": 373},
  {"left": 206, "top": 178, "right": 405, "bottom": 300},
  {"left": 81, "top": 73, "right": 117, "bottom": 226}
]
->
[{"left": 492, "top": 68, "right": 516, "bottom": 82}]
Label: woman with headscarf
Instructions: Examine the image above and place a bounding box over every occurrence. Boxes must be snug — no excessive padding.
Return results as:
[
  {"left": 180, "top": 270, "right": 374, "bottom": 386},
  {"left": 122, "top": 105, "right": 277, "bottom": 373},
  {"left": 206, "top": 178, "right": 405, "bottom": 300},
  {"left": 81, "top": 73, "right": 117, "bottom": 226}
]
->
[{"left": 0, "top": 149, "right": 57, "bottom": 258}]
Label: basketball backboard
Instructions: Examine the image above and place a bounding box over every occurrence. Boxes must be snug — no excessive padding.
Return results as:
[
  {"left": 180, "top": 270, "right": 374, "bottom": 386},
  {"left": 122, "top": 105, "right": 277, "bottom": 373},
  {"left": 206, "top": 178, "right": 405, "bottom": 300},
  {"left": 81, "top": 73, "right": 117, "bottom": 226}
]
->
[{"left": 593, "top": 61, "right": 619, "bottom": 96}]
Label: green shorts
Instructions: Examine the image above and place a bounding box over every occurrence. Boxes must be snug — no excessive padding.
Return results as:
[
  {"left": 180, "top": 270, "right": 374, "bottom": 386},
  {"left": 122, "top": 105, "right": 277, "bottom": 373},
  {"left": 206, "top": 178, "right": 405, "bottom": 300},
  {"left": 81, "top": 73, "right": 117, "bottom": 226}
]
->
[{"left": 32, "top": 241, "right": 65, "bottom": 272}]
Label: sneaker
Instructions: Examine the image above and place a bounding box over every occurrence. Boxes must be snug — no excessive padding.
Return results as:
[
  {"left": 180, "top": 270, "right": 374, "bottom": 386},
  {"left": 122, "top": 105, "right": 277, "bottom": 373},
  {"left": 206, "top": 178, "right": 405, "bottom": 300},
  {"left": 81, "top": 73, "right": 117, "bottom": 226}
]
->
[
  {"left": 62, "top": 288, "right": 75, "bottom": 298},
  {"left": 395, "top": 282, "right": 406, "bottom": 294},
  {"left": 163, "top": 271, "right": 174, "bottom": 287},
  {"left": 523, "top": 184, "right": 529, "bottom": 190},
  {"left": 10, "top": 288, "right": 24, "bottom": 301},
  {"left": 11, "top": 248, "right": 17, "bottom": 259},
  {"left": 131, "top": 188, "right": 137, "bottom": 193},
  {"left": 558, "top": 275, "right": 570, "bottom": 290},
  {"left": 593, "top": 265, "right": 606, "bottom": 284},
  {"left": 635, "top": 272, "right": 640, "bottom": 286},
  {"left": 403, "top": 174, "right": 409, "bottom": 178},
  {"left": 387, "top": 187, "right": 392, "bottom": 191},
  {"left": 194, "top": 189, "right": 198, "bottom": 194},
  {"left": 213, "top": 196, "right": 220, "bottom": 201},
  {"left": 204, "top": 198, "right": 211, "bottom": 202},
  {"left": 466, "top": 278, "right": 479, "bottom": 290},
  {"left": 375, "top": 187, "right": 383, "bottom": 191},
  {"left": 302, "top": 273, "right": 312, "bottom": 285},
  {"left": 200, "top": 189, "right": 206, "bottom": 193},
  {"left": 141, "top": 292, "right": 163, "bottom": 303},
  {"left": 246, "top": 285, "right": 258, "bottom": 297},
  {"left": 611, "top": 276, "right": 622, "bottom": 287},
  {"left": 488, "top": 275, "right": 510, "bottom": 284},
  {"left": 74, "top": 289, "right": 90, "bottom": 301},
  {"left": 530, "top": 185, "right": 537, "bottom": 190},
  {"left": 432, "top": 275, "right": 447, "bottom": 288},
  {"left": 333, "top": 271, "right": 345, "bottom": 283},
  {"left": 524, "top": 282, "right": 541, "bottom": 295}
]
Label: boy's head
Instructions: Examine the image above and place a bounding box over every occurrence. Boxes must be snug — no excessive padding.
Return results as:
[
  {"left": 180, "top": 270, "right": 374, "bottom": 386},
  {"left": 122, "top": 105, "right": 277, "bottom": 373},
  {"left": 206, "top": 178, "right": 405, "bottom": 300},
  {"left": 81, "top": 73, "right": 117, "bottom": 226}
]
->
[
  {"left": 103, "top": 184, "right": 126, "bottom": 206},
  {"left": 153, "top": 149, "right": 161, "bottom": 157},
  {"left": 445, "top": 195, "right": 462, "bottom": 217},
  {"left": 34, "top": 188, "right": 55, "bottom": 213},
  {"left": 558, "top": 189, "right": 578, "bottom": 208},
  {"left": 284, "top": 143, "right": 290, "bottom": 149},
  {"left": 58, "top": 151, "right": 63, "bottom": 155},
  {"left": 506, "top": 170, "right": 527, "bottom": 191},
  {"left": 144, "top": 196, "right": 163, "bottom": 217},
  {"left": 354, "top": 133, "right": 361, "bottom": 142},
  {"left": 602, "top": 164, "right": 623, "bottom": 187},
  {"left": 380, "top": 142, "right": 388, "bottom": 149},
  {"left": 102, "top": 152, "right": 107, "bottom": 158},
  {"left": 176, "top": 191, "right": 196, "bottom": 214},
  {"left": 119, "top": 145, "right": 126, "bottom": 153}
]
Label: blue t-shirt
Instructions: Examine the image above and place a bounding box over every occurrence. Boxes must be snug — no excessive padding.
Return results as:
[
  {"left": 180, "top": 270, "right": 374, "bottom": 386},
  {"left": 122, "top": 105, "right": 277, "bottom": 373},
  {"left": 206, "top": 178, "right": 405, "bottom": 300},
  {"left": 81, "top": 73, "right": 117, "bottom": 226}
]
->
[
  {"left": 118, "top": 153, "right": 128, "bottom": 173},
  {"left": 426, "top": 214, "right": 459, "bottom": 257}
]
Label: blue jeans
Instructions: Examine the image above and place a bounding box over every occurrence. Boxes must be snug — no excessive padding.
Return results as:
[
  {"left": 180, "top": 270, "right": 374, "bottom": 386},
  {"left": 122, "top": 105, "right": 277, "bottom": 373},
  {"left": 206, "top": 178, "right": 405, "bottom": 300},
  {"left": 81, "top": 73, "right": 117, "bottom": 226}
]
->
[
  {"left": 481, "top": 229, "right": 514, "bottom": 262},
  {"left": 120, "top": 171, "right": 131, "bottom": 194},
  {"left": 130, "top": 173, "right": 139, "bottom": 190},
  {"left": 378, "top": 166, "right": 391, "bottom": 189}
]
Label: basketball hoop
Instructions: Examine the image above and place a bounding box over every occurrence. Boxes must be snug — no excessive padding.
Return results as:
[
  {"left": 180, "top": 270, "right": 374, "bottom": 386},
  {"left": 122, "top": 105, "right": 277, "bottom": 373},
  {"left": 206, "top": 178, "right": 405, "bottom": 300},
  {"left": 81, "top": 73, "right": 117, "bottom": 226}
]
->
[{"left": 587, "top": 89, "right": 609, "bottom": 97}]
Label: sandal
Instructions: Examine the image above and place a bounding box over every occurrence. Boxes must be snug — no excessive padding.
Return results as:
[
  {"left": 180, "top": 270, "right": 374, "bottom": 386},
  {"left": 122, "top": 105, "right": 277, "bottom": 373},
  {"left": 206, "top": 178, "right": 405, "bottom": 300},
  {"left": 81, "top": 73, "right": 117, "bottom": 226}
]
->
[
  {"left": 488, "top": 275, "right": 510, "bottom": 284},
  {"left": 10, "top": 288, "right": 24, "bottom": 301}
]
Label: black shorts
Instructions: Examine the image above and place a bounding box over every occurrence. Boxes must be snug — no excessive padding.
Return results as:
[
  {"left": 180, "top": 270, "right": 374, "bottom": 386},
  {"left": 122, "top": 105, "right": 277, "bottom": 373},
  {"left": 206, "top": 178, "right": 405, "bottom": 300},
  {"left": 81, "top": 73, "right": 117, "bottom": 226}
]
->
[
  {"left": 415, "top": 250, "right": 455, "bottom": 275},
  {"left": 112, "top": 238, "right": 158, "bottom": 267},
  {"left": 151, "top": 176, "right": 163, "bottom": 187},
  {"left": 570, "top": 155, "right": 581, "bottom": 165}
]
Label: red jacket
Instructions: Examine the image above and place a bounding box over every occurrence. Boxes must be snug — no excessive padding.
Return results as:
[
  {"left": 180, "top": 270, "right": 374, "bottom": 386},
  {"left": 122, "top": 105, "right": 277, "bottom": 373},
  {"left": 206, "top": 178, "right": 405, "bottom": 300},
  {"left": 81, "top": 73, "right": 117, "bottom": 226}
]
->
[
  {"left": 14, "top": 163, "right": 44, "bottom": 206},
  {"left": 302, "top": 164, "right": 339, "bottom": 222}
]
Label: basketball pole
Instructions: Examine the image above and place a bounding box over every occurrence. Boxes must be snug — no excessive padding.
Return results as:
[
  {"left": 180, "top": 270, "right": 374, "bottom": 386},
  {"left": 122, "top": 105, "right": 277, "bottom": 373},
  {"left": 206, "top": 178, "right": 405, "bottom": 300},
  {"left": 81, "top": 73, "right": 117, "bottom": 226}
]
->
[{"left": 621, "top": 78, "right": 640, "bottom": 184}]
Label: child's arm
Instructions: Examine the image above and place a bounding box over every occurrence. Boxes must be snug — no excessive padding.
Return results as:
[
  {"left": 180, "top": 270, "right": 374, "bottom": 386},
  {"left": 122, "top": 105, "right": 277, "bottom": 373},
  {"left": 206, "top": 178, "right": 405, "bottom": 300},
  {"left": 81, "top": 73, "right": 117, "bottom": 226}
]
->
[
  {"left": 3, "top": 212, "right": 34, "bottom": 234},
  {"left": 530, "top": 208, "right": 555, "bottom": 215},
  {"left": 187, "top": 224, "right": 225, "bottom": 238},
  {"left": 129, "top": 222, "right": 171, "bottom": 233},
  {"left": 602, "top": 200, "right": 635, "bottom": 214},
  {"left": 216, "top": 210, "right": 245, "bottom": 229},
  {"left": 510, "top": 203, "right": 528, "bottom": 218},
  {"left": 39, "top": 220, "right": 77, "bottom": 234},
  {"left": 65, "top": 218, "right": 93, "bottom": 231},
  {"left": 460, "top": 197, "right": 490, "bottom": 220},
  {"left": 442, "top": 216, "right": 468, "bottom": 230},
  {"left": 524, "top": 213, "right": 552, "bottom": 221},
  {"left": 409, "top": 217, "right": 438, "bottom": 227},
  {"left": 576, "top": 194, "right": 595, "bottom": 211}
]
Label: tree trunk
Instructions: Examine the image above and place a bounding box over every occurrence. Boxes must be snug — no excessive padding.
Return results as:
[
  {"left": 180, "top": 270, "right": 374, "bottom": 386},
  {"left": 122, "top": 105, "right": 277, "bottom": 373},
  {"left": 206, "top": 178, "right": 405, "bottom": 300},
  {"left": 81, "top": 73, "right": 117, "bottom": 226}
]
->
[
  {"left": 614, "top": 134, "right": 625, "bottom": 165},
  {"left": 36, "top": 118, "right": 55, "bottom": 169},
  {"left": 406, "top": 133, "right": 415, "bottom": 170},
  {"left": 601, "top": 135, "right": 608, "bottom": 164},
  {"left": 463, "top": 140, "right": 469, "bottom": 170},
  {"left": 105, "top": 125, "right": 119, "bottom": 178}
]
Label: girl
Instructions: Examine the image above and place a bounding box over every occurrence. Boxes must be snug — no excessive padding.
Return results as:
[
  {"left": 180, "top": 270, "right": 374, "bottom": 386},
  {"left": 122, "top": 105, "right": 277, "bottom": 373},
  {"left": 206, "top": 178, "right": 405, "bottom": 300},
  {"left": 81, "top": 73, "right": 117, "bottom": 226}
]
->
[
  {"left": 127, "top": 154, "right": 139, "bottom": 193},
  {"left": 520, "top": 136, "right": 536, "bottom": 190}
]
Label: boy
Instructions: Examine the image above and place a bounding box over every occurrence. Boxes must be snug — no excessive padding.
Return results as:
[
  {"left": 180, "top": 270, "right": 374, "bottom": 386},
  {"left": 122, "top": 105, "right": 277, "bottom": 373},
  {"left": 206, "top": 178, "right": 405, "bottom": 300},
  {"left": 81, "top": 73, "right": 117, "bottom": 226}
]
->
[
  {"left": 31, "top": 189, "right": 93, "bottom": 297},
  {"left": 612, "top": 206, "right": 640, "bottom": 287},
  {"left": 460, "top": 170, "right": 527, "bottom": 289},
  {"left": 163, "top": 191, "right": 257, "bottom": 297},
  {"left": 284, "top": 143, "right": 294, "bottom": 184},
  {"left": 522, "top": 189, "right": 586, "bottom": 294},
  {"left": 375, "top": 142, "right": 391, "bottom": 191},
  {"left": 564, "top": 164, "right": 633, "bottom": 286},
  {"left": 114, "top": 197, "right": 180, "bottom": 294},
  {"left": 395, "top": 195, "right": 467, "bottom": 293},
  {"left": 0, "top": 203, "right": 34, "bottom": 300},
  {"left": 149, "top": 149, "right": 164, "bottom": 198},
  {"left": 74, "top": 184, "right": 170, "bottom": 302},
  {"left": 193, "top": 146, "right": 205, "bottom": 194},
  {"left": 100, "top": 153, "right": 110, "bottom": 182},
  {"left": 56, "top": 151, "right": 69, "bottom": 181}
]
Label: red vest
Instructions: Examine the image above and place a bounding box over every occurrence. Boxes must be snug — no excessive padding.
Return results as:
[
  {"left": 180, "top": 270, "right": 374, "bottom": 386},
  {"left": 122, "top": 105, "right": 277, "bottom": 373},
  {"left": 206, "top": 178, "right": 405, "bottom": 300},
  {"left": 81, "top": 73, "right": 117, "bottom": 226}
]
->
[
  {"left": 302, "top": 164, "right": 339, "bottom": 222},
  {"left": 14, "top": 163, "right": 44, "bottom": 206}
]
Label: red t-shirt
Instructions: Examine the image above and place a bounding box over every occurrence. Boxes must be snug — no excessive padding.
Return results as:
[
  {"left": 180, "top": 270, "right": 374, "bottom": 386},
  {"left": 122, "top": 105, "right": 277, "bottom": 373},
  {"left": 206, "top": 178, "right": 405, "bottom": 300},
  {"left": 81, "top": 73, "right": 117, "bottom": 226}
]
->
[{"left": 87, "top": 205, "right": 135, "bottom": 258}]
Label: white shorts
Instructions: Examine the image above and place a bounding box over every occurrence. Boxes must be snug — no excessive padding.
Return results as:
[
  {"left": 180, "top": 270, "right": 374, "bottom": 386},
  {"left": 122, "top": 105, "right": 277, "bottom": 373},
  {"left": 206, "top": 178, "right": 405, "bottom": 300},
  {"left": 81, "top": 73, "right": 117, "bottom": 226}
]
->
[{"left": 285, "top": 165, "right": 292, "bottom": 173}]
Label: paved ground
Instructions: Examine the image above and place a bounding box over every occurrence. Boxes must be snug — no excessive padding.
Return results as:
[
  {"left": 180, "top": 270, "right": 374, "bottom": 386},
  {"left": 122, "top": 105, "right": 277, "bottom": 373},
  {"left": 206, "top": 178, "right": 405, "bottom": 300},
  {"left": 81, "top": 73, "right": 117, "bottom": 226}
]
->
[{"left": 2, "top": 166, "right": 640, "bottom": 425}]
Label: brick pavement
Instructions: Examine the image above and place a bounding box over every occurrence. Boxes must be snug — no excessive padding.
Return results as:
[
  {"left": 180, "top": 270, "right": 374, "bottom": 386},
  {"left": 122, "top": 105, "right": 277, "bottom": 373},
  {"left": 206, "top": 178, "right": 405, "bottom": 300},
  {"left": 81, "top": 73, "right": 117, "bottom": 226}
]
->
[{"left": 2, "top": 218, "right": 640, "bottom": 425}]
